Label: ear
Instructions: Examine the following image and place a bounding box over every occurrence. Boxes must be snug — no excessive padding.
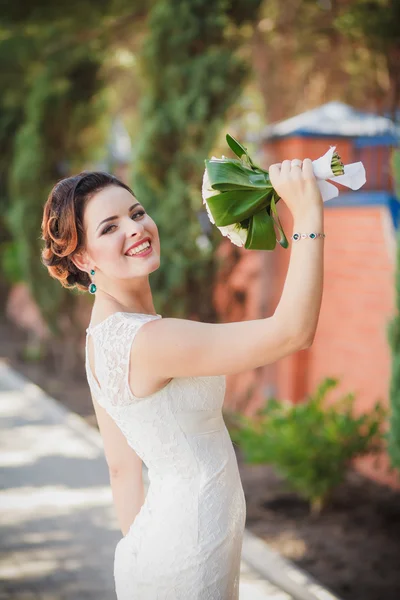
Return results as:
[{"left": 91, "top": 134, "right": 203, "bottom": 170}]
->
[{"left": 71, "top": 251, "right": 92, "bottom": 274}]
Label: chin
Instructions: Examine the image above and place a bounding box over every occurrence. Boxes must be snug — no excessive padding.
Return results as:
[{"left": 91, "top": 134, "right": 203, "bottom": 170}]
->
[{"left": 149, "top": 260, "right": 160, "bottom": 274}]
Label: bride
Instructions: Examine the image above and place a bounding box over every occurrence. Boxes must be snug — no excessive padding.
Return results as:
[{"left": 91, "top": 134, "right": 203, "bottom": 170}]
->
[{"left": 40, "top": 158, "right": 324, "bottom": 599}]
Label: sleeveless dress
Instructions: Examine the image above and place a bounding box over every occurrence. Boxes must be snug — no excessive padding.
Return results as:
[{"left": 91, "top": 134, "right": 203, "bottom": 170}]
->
[{"left": 85, "top": 311, "right": 246, "bottom": 600}]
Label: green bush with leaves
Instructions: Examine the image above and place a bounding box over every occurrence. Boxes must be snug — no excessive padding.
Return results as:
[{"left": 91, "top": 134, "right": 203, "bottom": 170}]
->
[{"left": 230, "top": 377, "right": 386, "bottom": 514}]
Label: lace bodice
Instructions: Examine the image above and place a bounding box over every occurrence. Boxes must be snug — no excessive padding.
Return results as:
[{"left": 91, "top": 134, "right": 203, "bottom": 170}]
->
[{"left": 85, "top": 312, "right": 165, "bottom": 407}]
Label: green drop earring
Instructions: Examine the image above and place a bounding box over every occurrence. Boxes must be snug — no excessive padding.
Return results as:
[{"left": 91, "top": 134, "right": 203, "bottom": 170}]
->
[{"left": 88, "top": 269, "right": 97, "bottom": 294}]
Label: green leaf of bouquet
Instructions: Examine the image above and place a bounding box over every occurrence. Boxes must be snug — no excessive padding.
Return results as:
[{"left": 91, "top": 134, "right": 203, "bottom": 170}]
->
[
  {"left": 205, "top": 160, "right": 270, "bottom": 191},
  {"left": 272, "top": 218, "right": 289, "bottom": 249},
  {"left": 270, "top": 195, "right": 289, "bottom": 249},
  {"left": 204, "top": 157, "right": 243, "bottom": 168},
  {"left": 245, "top": 211, "right": 277, "bottom": 250},
  {"left": 226, "top": 134, "right": 260, "bottom": 170},
  {"left": 226, "top": 134, "right": 249, "bottom": 159},
  {"left": 207, "top": 189, "right": 273, "bottom": 226},
  {"left": 212, "top": 174, "right": 269, "bottom": 192}
]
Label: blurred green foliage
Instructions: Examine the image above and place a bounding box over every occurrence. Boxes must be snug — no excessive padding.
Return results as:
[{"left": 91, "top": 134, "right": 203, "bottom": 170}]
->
[
  {"left": 388, "top": 148, "right": 400, "bottom": 469},
  {"left": 334, "top": 0, "right": 400, "bottom": 121},
  {"left": 7, "top": 53, "right": 107, "bottom": 329},
  {"left": 132, "top": 0, "right": 263, "bottom": 319},
  {"left": 229, "top": 378, "right": 386, "bottom": 514}
]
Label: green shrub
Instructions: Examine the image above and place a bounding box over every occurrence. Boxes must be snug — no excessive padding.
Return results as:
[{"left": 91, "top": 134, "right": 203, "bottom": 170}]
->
[{"left": 230, "top": 377, "right": 386, "bottom": 514}]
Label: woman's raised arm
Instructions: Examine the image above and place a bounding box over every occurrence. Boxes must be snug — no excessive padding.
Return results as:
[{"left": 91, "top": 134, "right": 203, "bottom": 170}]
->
[
  {"left": 130, "top": 314, "right": 308, "bottom": 380},
  {"left": 131, "top": 157, "right": 324, "bottom": 381}
]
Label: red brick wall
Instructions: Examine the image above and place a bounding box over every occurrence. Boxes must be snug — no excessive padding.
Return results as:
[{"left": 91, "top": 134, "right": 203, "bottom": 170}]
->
[{"left": 307, "top": 204, "right": 398, "bottom": 488}]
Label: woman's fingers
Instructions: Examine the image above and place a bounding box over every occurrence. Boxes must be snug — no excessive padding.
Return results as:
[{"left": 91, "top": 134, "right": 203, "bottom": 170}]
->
[
  {"left": 269, "top": 163, "right": 281, "bottom": 175},
  {"left": 281, "top": 159, "right": 291, "bottom": 178},
  {"left": 290, "top": 159, "right": 303, "bottom": 179},
  {"left": 268, "top": 156, "right": 321, "bottom": 215},
  {"left": 268, "top": 163, "right": 281, "bottom": 188},
  {"left": 302, "top": 158, "right": 314, "bottom": 179},
  {"left": 269, "top": 158, "right": 315, "bottom": 186}
]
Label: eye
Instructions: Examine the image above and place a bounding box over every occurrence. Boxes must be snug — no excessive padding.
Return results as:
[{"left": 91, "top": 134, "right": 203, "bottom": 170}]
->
[
  {"left": 101, "top": 210, "right": 145, "bottom": 235},
  {"left": 102, "top": 224, "right": 116, "bottom": 235},
  {"left": 131, "top": 210, "right": 146, "bottom": 220}
]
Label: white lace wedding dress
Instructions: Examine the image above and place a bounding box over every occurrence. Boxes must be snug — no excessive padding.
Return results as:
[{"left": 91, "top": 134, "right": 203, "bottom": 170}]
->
[{"left": 85, "top": 312, "right": 246, "bottom": 599}]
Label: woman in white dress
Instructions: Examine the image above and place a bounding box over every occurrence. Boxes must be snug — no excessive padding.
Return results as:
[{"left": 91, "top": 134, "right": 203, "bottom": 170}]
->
[{"left": 41, "top": 159, "right": 324, "bottom": 599}]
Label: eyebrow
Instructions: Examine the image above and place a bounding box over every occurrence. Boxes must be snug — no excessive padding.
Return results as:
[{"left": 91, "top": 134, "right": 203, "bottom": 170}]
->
[{"left": 96, "top": 203, "right": 141, "bottom": 232}]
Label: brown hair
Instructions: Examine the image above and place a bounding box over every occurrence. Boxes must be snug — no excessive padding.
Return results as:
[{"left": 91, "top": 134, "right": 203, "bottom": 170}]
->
[{"left": 41, "top": 171, "right": 134, "bottom": 291}]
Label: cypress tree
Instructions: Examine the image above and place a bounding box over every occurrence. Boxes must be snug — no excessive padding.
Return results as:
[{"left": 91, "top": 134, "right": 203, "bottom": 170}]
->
[{"left": 132, "top": 0, "right": 262, "bottom": 320}]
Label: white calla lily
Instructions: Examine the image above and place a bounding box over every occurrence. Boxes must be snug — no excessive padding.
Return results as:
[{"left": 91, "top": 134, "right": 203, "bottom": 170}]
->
[
  {"left": 201, "top": 162, "right": 218, "bottom": 225},
  {"left": 202, "top": 160, "right": 249, "bottom": 247},
  {"left": 218, "top": 223, "right": 248, "bottom": 247},
  {"left": 312, "top": 146, "right": 366, "bottom": 202}
]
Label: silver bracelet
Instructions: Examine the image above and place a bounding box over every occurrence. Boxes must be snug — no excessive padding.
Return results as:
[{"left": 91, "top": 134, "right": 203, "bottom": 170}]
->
[{"left": 291, "top": 232, "right": 326, "bottom": 241}]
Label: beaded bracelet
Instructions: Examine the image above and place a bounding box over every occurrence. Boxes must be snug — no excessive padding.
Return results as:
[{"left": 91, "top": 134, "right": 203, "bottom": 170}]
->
[{"left": 291, "top": 232, "right": 326, "bottom": 241}]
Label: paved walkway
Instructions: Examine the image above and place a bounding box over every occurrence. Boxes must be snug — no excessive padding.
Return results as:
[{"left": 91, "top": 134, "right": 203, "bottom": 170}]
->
[{"left": 0, "top": 360, "right": 295, "bottom": 600}]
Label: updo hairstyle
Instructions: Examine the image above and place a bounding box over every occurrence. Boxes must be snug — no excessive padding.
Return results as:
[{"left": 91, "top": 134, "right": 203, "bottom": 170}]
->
[{"left": 41, "top": 171, "right": 134, "bottom": 291}]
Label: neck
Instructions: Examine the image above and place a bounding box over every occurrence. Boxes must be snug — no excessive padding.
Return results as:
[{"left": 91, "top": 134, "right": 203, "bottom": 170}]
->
[{"left": 94, "top": 277, "right": 157, "bottom": 315}]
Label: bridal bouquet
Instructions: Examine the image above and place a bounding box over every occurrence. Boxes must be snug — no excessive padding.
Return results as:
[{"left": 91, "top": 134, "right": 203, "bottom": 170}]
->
[{"left": 202, "top": 134, "right": 366, "bottom": 250}]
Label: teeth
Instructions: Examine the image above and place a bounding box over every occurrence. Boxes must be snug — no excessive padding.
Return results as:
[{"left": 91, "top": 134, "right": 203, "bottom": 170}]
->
[{"left": 127, "top": 241, "right": 150, "bottom": 256}]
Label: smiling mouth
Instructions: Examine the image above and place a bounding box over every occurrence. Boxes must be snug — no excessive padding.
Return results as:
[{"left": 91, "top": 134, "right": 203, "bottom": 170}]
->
[{"left": 125, "top": 240, "right": 152, "bottom": 257}]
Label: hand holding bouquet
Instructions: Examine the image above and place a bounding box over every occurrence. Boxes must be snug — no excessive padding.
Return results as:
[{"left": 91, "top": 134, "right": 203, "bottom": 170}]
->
[{"left": 202, "top": 135, "right": 366, "bottom": 250}]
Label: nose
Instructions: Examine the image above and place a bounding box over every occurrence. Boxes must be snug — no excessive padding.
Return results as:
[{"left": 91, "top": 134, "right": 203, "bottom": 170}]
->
[{"left": 124, "top": 215, "right": 145, "bottom": 237}]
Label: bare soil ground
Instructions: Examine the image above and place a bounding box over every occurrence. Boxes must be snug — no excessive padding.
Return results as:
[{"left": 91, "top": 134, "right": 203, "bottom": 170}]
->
[{"left": 235, "top": 447, "right": 400, "bottom": 600}]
